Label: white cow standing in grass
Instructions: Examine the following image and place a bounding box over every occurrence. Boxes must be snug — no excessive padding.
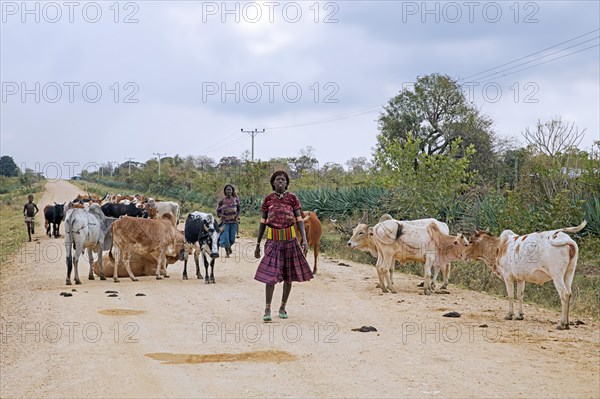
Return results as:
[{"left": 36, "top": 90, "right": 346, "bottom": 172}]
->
[
  {"left": 466, "top": 221, "right": 586, "bottom": 330},
  {"left": 347, "top": 215, "right": 456, "bottom": 291}
]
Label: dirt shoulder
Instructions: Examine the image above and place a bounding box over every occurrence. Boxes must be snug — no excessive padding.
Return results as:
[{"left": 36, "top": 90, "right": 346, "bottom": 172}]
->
[{"left": 1, "top": 180, "right": 598, "bottom": 398}]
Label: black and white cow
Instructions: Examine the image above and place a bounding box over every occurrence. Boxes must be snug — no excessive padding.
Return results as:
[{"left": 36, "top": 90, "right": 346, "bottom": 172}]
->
[
  {"left": 183, "top": 212, "right": 222, "bottom": 283},
  {"left": 44, "top": 202, "right": 66, "bottom": 238},
  {"left": 101, "top": 202, "right": 147, "bottom": 218}
]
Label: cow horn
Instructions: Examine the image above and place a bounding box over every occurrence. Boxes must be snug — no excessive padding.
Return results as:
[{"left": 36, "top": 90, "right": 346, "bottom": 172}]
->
[{"left": 203, "top": 223, "right": 209, "bottom": 232}]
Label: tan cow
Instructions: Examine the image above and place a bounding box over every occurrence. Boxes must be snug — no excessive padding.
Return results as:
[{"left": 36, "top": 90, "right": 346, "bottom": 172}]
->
[
  {"left": 466, "top": 221, "right": 586, "bottom": 330},
  {"left": 109, "top": 214, "right": 185, "bottom": 282},
  {"left": 295, "top": 211, "right": 323, "bottom": 274},
  {"left": 347, "top": 216, "right": 453, "bottom": 290},
  {"left": 93, "top": 252, "right": 179, "bottom": 277},
  {"left": 369, "top": 219, "right": 468, "bottom": 294}
]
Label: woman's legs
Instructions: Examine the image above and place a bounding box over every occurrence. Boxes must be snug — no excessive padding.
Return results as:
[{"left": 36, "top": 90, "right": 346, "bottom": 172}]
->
[
  {"left": 279, "top": 282, "right": 292, "bottom": 318},
  {"left": 219, "top": 224, "right": 234, "bottom": 256},
  {"left": 264, "top": 284, "right": 275, "bottom": 320}
]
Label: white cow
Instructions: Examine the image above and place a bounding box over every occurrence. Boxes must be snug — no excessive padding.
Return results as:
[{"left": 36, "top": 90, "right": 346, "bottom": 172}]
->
[
  {"left": 64, "top": 203, "right": 116, "bottom": 285},
  {"left": 347, "top": 215, "right": 454, "bottom": 290},
  {"left": 147, "top": 199, "right": 180, "bottom": 226},
  {"left": 466, "top": 221, "right": 586, "bottom": 330},
  {"left": 369, "top": 219, "right": 468, "bottom": 294}
]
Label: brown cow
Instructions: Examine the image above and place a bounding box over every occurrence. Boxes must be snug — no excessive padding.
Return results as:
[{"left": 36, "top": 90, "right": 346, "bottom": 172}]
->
[
  {"left": 93, "top": 252, "right": 179, "bottom": 277},
  {"left": 109, "top": 214, "right": 185, "bottom": 282},
  {"left": 295, "top": 211, "right": 323, "bottom": 274}
]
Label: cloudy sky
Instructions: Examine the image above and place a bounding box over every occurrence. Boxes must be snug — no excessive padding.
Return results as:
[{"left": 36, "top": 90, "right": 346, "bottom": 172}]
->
[{"left": 1, "top": 0, "right": 599, "bottom": 177}]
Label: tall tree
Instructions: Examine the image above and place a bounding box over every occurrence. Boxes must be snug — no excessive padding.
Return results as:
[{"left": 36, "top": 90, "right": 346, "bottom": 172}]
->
[
  {"left": 376, "top": 73, "right": 496, "bottom": 176},
  {"left": 0, "top": 155, "right": 19, "bottom": 177}
]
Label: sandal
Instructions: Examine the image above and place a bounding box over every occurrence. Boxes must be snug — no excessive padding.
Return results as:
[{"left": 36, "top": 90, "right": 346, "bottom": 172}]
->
[
  {"left": 263, "top": 309, "right": 271, "bottom": 322},
  {"left": 278, "top": 308, "right": 288, "bottom": 319}
]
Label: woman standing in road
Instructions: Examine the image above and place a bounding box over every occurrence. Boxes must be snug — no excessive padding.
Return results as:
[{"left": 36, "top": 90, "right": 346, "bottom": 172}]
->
[
  {"left": 216, "top": 184, "right": 240, "bottom": 258},
  {"left": 254, "top": 171, "right": 312, "bottom": 321}
]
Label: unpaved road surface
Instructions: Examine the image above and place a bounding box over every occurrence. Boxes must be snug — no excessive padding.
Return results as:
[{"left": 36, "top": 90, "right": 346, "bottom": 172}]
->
[{"left": 1, "top": 180, "right": 599, "bottom": 398}]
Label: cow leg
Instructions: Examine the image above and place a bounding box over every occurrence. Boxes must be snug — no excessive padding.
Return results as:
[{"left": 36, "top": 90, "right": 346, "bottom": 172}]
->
[
  {"left": 503, "top": 279, "right": 515, "bottom": 320},
  {"left": 552, "top": 277, "right": 571, "bottom": 330},
  {"left": 312, "top": 242, "right": 319, "bottom": 274},
  {"left": 423, "top": 257, "right": 434, "bottom": 295},
  {"left": 384, "top": 259, "right": 396, "bottom": 293},
  {"left": 209, "top": 259, "right": 215, "bottom": 284},
  {"left": 46, "top": 221, "right": 51, "bottom": 237},
  {"left": 73, "top": 245, "right": 82, "bottom": 285},
  {"left": 515, "top": 280, "right": 525, "bottom": 320},
  {"left": 87, "top": 248, "right": 95, "bottom": 280},
  {"left": 97, "top": 249, "right": 106, "bottom": 280},
  {"left": 124, "top": 251, "right": 138, "bottom": 282},
  {"left": 375, "top": 256, "right": 388, "bottom": 293},
  {"left": 156, "top": 252, "right": 165, "bottom": 280},
  {"left": 195, "top": 248, "right": 202, "bottom": 279},
  {"left": 388, "top": 261, "right": 395, "bottom": 287},
  {"left": 56, "top": 221, "right": 61, "bottom": 238},
  {"left": 440, "top": 263, "right": 450, "bottom": 290},
  {"left": 182, "top": 251, "right": 189, "bottom": 280},
  {"left": 65, "top": 243, "right": 73, "bottom": 285},
  {"left": 202, "top": 252, "right": 210, "bottom": 284},
  {"left": 113, "top": 248, "right": 121, "bottom": 283}
]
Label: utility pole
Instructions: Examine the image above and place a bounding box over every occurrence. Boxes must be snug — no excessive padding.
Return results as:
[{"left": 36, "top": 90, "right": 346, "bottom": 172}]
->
[
  {"left": 241, "top": 128, "right": 265, "bottom": 162},
  {"left": 153, "top": 152, "right": 166, "bottom": 175},
  {"left": 109, "top": 161, "right": 117, "bottom": 177},
  {"left": 125, "top": 157, "right": 134, "bottom": 176}
]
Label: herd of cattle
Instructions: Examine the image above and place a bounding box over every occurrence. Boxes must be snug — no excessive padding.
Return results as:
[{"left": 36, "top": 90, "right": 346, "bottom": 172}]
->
[{"left": 42, "top": 193, "right": 586, "bottom": 330}]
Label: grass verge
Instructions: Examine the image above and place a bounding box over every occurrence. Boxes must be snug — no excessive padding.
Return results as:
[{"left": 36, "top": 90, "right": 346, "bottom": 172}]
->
[{"left": 0, "top": 178, "right": 44, "bottom": 263}]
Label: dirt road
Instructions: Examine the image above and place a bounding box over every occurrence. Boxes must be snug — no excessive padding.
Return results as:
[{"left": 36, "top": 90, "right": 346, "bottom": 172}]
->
[{"left": 1, "top": 180, "right": 599, "bottom": 398}]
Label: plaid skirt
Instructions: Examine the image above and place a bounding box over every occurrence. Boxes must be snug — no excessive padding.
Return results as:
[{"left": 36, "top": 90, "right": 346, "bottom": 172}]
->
[{"left": 255, "top": 239, "right": 313, "bottom": 284}]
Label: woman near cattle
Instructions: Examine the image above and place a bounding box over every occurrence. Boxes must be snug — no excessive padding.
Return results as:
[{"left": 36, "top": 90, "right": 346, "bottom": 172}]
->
[
  {"left": 216, "top": 184, "right": 240, "bottom": 258},
  {"left": 23, "top": 194, "right": 39, "bottom": 242},
  {"left": 254, "top": 171, "right": 312, "bottom": 321}
]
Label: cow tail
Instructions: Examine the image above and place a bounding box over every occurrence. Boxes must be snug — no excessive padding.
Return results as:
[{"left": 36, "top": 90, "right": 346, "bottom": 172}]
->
[
  {"left": 108, "top": 223, "right": 115, "bottom": 263},
  {"left": 395, "top": 221, "right": 403, "bottom": 240}
]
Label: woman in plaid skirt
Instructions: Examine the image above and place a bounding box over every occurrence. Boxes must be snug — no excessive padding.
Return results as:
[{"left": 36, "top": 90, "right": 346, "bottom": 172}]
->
[{"left": 254, "top": 171, "right": 313, "bottom": 321}]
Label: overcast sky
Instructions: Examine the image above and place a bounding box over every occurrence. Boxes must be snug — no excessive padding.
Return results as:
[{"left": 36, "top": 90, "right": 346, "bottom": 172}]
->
[{"left": 1, "top": 0, "right": 599, "bottom": 178}]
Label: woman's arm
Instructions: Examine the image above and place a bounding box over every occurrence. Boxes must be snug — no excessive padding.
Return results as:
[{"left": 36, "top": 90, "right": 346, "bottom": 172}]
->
[
  {"left": 294, "top": 209, "right": 309, "bottom": 254},
  {"left": 254, "top": 210, "right": 268, "bottom": 259}
]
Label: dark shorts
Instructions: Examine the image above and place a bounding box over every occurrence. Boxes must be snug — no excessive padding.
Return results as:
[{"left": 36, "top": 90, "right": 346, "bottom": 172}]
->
[{"left": 254, "top": 239, "right": 313, "bottom": 285}]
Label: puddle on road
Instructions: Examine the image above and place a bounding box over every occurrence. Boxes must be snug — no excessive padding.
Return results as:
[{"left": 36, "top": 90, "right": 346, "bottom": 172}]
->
[
  {"left": 145, "top": 350, "right": 296, "bottom": 364},
  {"left": 98, "top": 309, "right": 145, "bottom": 316}
]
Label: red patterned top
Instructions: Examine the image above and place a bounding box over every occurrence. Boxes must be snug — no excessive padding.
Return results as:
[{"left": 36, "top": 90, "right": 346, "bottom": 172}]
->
[{"left": 260, "top": 192, "right": 301, "bottom": 229}]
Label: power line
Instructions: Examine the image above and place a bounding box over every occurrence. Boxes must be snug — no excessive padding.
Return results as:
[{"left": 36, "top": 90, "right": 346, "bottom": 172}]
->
[
  {"left": 459, "top": 28, "right": 599, "bottom": 82},
  {"left": 478, "top": 43, "right": 599, "bottom": 84},
  {"left": 471, "top": 36, "right": 599, "bottom": 83},
  {"left": 264, "top": 106, "right": 381, "bottom": 130}
]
